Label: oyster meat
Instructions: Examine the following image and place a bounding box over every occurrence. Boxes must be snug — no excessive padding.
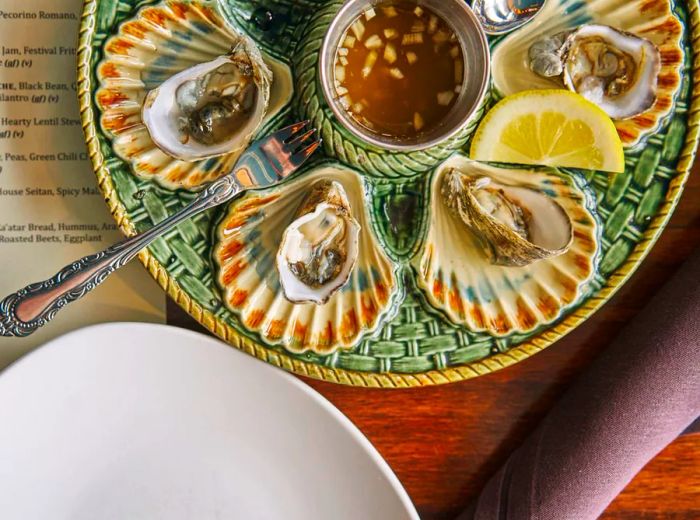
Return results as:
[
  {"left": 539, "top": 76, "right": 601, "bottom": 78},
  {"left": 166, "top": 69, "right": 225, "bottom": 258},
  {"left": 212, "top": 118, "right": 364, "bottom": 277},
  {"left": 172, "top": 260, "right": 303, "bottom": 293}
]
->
[
  {"left": 276, "top": 180, "right": 361, "bottom": 304},
  {"left": 529, "top": 24, "right": 661, "bottom": 119},
  {"left": 142, "top": 37, "right": 272, "bottom": 161},
  {"left": 442, "top": 169, "right": 573, "bottom": 266}
]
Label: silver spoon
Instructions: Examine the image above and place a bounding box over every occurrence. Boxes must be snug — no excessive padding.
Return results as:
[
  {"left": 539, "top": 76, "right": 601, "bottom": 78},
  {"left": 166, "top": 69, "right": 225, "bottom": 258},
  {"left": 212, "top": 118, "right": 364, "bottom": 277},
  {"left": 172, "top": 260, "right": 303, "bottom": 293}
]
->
[{"left": 471, "top": 0, "right": 545, "bottom": 35}]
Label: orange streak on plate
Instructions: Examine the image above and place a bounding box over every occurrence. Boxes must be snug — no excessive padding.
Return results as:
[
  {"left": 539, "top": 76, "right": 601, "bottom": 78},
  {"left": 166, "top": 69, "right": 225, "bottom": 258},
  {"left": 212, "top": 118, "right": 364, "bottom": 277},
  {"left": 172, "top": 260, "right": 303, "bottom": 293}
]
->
[
  {"left": 142, "top": 8, "right": 168, "bottom": 27},
  {"left": 375, "top": 281, "right": 389, "bottom": 305},
  {"left": 266, "top": 320, "right": 286, "bottom": 340},
  {"left": 515, "top": 297, "right": 537, "bottom": 330},
  {"left": 574, "top": 253, "right": 592, "bottom": 276},
  {"left": 166, "top": 167, "right": 190, "bottom": 183},
  {"left": 432, "top": 278, "right": 445, "bottom": 302},
  {"left": 105, "top": 39, "right": 133, "bottom": 55},
  {"left": 122, "top": 20, "right": 147, "bottom": 39},
  {"left": 559, "top": 276, "right": 578, "bottom": 304},
  {"left": 340, "top": 309, "right": 359, "bottom": 341},
  {"left": 448, "top": 284, "right": 465, "bottom": 320},
  {"left": 657, "top": 72, "right": 680, "bottom": 89},
  {"left": 469, "top": 304, "right": 486, "bottom": 330},
  {"left": 229, "top": 289, "right": 249, "bottom": 309},
  {"left": 640, "top": 0, "right": 667, "bottom": 14},
  {"left": 220, "top": 240, "right": 245, "bottom": 261},
  {"left": 96, "top": 90, "right": 129, "bottom": 108},
  {"left": 135, "top": 161, "right": 159, "bottom": 175},
  {"left": 617, "top": 127, "right": 636, "bottom": 142},
  {"left": 293, "top": 320, "right": 309, "bottom": 344},
  {"left": 238, "top": 194, "right": 280, "bottom": 212},
  {"left": 245, "top": 309, "right": 265, "bottom": 329},
  {"left": 661, "top": 48, "right": 683, "bottom": 65},
  {"left": 170, "top": 3, "right": 191, "bottom": 19},
  {"left": 99, "top": 62, "right": 121, "bottom": 79},
  {"left": 490, "top": 314, "right": 510, "bottom": 335},
  {"left": 318, "top": 321, "right": 334, "bottom": 348},
  {"left": 200, "top": 5, "right": 223, "bottom": 26},
  {"left": 222, "top": 260, "right": 247, "bottom": 286},
  {"left": 361, "top": 296, "right": 378, "bottom": 326},
  {"left": 574, "top": 229, "right": 596, "bottom": 253},
  {"left": 223, "top": 214, "right": 250, "bottom": 231},
  {"left": 536, "top": 289, "right": 559, "bottom": 321}
]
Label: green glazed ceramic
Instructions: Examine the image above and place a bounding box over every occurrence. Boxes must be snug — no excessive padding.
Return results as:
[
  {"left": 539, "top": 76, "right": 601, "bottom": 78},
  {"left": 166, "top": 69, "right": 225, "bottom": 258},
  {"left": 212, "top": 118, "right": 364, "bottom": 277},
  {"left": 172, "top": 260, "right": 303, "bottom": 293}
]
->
[{"left": 78, "top": 0, "right": 700, "bottom": 386}]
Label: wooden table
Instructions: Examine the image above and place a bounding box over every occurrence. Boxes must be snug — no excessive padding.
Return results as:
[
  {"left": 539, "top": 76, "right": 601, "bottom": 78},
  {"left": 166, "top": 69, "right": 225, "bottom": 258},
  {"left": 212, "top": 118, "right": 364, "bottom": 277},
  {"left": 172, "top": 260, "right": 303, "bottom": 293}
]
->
[{"left": 170, "top": 162, "right": 700, "bottom": 519}]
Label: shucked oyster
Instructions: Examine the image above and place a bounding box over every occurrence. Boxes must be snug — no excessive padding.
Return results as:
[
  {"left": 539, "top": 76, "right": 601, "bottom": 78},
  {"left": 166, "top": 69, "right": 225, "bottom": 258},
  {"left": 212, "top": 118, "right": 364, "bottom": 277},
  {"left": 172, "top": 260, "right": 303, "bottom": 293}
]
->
[
  {"left": 276, "top": 180, "right": 361, "bottom": 305},
  {"left": 529, "top": 24, "right": 661, "bottom": 119},
  {"left": 142, "top": 37, "right": 272, "bottom": 161},
  {"left": 442, "top": 169, "right": 573, "bottom": 267}
]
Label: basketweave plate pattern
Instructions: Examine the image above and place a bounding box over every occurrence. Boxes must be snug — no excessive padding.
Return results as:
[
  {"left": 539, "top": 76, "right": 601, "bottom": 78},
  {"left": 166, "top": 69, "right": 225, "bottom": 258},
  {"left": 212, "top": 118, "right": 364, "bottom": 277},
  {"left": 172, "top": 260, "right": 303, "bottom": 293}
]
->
[{"left": 78, "top": 0, "right": 700, "bottom": 387}]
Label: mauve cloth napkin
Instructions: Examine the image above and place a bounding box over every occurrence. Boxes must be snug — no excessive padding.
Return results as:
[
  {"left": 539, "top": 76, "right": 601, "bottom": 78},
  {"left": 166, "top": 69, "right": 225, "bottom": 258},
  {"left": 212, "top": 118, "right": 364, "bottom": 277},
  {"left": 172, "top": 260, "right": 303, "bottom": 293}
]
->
[{"left": 460, "top": 248, "right": 700, "bottom": 520}]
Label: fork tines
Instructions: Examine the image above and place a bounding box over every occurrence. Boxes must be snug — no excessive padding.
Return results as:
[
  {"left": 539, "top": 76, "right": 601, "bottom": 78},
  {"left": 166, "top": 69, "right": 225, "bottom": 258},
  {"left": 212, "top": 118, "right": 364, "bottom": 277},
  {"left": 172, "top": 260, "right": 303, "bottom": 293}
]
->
[{"left": 263, "top": 121, "right": 322, "bottom": 174}]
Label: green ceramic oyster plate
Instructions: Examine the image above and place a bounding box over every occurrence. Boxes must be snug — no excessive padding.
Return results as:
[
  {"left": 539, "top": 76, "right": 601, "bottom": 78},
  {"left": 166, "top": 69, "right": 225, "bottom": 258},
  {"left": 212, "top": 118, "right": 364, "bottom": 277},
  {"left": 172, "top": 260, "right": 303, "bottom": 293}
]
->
[{"left": 79, "top": 0, "right": 700, "bottom": 386}]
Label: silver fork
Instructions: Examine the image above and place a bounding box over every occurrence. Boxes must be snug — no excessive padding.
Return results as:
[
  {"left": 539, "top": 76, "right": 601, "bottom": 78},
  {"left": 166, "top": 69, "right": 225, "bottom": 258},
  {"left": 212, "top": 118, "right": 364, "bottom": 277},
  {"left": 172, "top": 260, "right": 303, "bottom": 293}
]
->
[{"left": 0, "top": 121, "right": 320, "bottom": 337}]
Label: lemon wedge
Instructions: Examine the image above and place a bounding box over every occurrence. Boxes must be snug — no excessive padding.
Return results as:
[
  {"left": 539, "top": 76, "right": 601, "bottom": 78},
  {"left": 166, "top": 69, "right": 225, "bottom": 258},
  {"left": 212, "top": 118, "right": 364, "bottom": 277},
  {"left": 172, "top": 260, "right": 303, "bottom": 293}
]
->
[{"left": 470, "top": 90, "right": 625, "bottom": 173}]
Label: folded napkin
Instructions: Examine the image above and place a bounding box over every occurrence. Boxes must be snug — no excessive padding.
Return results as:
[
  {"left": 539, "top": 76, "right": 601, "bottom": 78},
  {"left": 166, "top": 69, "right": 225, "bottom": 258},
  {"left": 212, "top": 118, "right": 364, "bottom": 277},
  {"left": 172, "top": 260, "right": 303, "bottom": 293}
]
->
[{"left": 460, "top": 248, "right": 700, "bottom": 520}]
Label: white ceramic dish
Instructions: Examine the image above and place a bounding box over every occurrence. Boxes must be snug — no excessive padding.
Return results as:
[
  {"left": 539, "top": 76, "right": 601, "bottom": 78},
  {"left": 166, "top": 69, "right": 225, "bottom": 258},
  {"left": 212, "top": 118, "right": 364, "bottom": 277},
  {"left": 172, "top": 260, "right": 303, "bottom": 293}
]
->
[{"left": 0, "top": 323, "right": 418, "bottom": 520}]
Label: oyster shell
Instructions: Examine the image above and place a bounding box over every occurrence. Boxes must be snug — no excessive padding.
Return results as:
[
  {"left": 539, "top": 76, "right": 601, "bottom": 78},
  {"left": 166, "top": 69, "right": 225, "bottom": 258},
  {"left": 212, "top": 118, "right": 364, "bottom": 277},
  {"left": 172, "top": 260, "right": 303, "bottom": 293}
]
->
[
  {"left": 413, "top": 155, "right": 599, "bottom": 336},
  {"left": 443, "top": 170, "right": 573, "bottom": 267},
  {"left": 277, "top": 180, "right": 361, "bottom": 305},
  {"left": 489, "top": 0, "right": 684, "bottom": 146},
  {"left": 529, "top": 25, "right": 661, "bottom": 119},
  {"left": 96, "top": 1, "right": 293, "bottom": 190},
  {"left": 142, "top": 37, "right": 272, "bottom": 161},
  {"left": 213, "top": 166, "right": 397, "bottom": 354}
]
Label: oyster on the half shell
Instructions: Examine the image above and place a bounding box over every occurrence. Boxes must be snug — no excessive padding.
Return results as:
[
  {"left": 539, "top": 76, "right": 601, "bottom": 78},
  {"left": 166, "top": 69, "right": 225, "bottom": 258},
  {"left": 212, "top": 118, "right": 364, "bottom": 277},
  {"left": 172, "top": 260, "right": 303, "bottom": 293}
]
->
[
  {"left": 276, "top": 180, "right": 361, "bottom": 305},
  {"left": 529, "top": 24, "right": 661, "bottom": 119},
  {"left": 142, "top": 36, "right": 272, "bottom": 161},
  {"left": 442, "top": 169, "right": 573, "bottom": 267}
]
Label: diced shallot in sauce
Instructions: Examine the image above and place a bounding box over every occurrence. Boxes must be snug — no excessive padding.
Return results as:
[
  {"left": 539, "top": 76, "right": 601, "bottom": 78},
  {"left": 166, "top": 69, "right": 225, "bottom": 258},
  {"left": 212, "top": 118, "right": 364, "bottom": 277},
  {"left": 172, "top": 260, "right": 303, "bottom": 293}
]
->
[
  {"left": 364, "top": 34, "right": 383, "bottom": 49},
  {"left": 411, "top": 21, "right": 425, "bottom": 33},
  {"left": 402, "top": 32, "right": 424, "bottom": 45},
  {"left": 333, "top": 1, "right": 464, "bottom": 138},
  {"left": 389, "top": 67, "right": 405, "bottom": 79},
  {"left": 437, "top": 91, "right": 455, "bottom": 106},
  {"left": 351, "top": 20, "right": 365, "bottom": 40},
  {"left": 361, "top": 50, "right": 378, "bottom": 78},
  {"left": 414, "top": 112, "right": 424, "bottom": 131},
  {"left": 384, "top": 43, "right": 398, "bottom": 64},
  {"left": 428, "top": 15, "right": 438, "bottom": 34},
  {"left": 382, "top": 6, "right": 398, "bottom": 17},
  {"left": 384, "top": 28, "right": 399, "bottom": 40}
]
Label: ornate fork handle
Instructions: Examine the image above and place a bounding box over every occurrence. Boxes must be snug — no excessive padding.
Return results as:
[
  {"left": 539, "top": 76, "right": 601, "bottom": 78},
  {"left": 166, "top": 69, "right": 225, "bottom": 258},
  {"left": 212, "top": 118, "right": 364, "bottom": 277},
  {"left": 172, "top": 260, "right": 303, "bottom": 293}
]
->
[{"left": 0, "top": 175, "right": 239, "bottom": 337}]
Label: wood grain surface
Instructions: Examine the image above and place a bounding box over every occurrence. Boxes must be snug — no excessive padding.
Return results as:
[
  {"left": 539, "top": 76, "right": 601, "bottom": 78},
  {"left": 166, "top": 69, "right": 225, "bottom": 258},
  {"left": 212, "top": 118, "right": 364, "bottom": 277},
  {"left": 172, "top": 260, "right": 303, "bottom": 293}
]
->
[
  {"left": 601, "top": 433, "right": 700, "bottom": 519},
  {"left": 168, "top": 160, "right": 700, "bottom": 519}
]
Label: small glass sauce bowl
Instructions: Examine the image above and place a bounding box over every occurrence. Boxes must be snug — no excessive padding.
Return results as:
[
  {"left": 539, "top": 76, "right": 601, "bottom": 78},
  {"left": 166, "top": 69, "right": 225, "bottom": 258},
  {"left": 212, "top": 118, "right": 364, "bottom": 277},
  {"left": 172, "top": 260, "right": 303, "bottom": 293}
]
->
[{"left": 319, "top": 0, "right": 491, "bottom": 152}]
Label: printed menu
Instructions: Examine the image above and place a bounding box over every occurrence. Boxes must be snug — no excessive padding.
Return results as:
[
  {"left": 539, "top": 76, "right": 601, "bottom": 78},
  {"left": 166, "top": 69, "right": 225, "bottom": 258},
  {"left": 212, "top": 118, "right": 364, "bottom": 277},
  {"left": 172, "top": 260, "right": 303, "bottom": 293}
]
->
[{"left": 0, "top": 0, "right": 166, "bottom": 368}]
